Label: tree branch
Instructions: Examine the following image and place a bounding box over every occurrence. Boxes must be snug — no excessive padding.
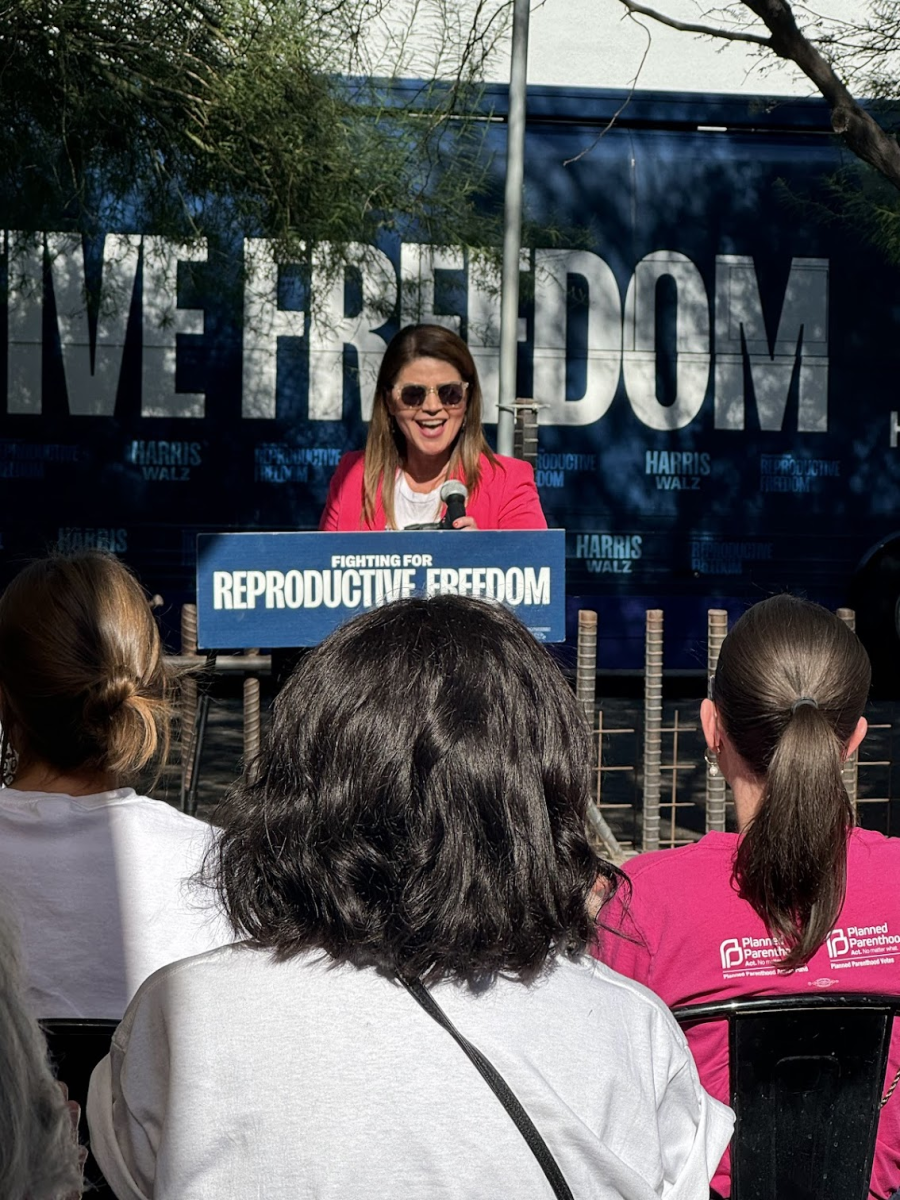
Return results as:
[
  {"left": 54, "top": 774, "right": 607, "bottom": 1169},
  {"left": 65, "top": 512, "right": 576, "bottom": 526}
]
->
[
  {"left": 614, "top": 0, "right": 900, "bottom": 194},
  {"left": 564, "top": 21, "right": 652, "bottom": 165},
  {"left": 617, "top": 0, "right": 771, "bottom": 46},
  {"left": 741, "top": 0, "right": 900, "bottom": 190}
]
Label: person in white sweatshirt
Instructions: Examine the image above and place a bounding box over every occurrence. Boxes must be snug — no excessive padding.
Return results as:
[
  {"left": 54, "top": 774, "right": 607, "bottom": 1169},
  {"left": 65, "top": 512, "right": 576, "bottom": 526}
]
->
[
  {"left": 0, "top": 550, "right": 230, "bottom": 1019},
  {"left": 88, "top": 594, "right": 732, "bottom": 1200}
]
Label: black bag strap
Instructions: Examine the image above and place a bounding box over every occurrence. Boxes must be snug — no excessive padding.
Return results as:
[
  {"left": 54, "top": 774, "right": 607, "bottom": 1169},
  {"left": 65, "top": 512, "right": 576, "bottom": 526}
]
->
[{"left": 400, "top": 977, "right": 574, "bottom": 1200}]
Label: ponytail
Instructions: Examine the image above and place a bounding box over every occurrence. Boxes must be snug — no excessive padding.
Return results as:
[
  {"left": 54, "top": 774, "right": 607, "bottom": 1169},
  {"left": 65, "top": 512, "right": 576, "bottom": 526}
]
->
[
  {"left": 713, "top": 595, "right": 870, "bottom": 970},
  {"left": 734, "top": 703, "right": 852, "bottom": 970}
]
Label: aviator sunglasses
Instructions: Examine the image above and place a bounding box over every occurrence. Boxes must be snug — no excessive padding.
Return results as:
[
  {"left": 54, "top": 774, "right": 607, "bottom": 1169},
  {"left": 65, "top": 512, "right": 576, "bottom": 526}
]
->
[{"left": 391, "top": 380, "right": 469, "bottom": 409}]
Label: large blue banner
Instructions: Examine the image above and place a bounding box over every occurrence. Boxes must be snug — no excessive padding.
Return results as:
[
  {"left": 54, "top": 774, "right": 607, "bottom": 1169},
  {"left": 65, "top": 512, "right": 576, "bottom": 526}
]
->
[
  {"left": 196, "top": 530, "right": 566, "bottom": 647},
  {"left": 7, "top": 84, "right": 900, "bottom": 681}
]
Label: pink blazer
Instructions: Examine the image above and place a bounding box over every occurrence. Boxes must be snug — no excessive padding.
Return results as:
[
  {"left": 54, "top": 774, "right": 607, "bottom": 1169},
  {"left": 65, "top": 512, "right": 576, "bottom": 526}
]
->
[{"left": 319, "top": 451, "right": 548, "bottom": 531}]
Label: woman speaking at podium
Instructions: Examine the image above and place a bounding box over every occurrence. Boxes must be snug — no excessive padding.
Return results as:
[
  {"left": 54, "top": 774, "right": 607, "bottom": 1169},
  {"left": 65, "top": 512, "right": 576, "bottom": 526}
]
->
[{"left": 319, "top": 324, "right": 547, "bottom": 531}]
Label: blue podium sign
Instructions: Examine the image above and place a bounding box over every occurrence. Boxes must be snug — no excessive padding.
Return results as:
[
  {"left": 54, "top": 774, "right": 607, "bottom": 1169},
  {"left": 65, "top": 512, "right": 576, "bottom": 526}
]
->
[{"left": 196, "top": 530, "right": 566, "bottom": 648}]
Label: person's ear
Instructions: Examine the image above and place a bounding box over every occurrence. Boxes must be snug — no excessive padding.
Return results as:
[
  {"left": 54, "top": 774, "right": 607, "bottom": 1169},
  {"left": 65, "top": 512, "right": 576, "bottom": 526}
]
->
[
  {"left": 845, "top": 716, "right": 867, "bottom": 759},
  {"left": 700, "top": 697, "right": 719, "bottom": 750}
]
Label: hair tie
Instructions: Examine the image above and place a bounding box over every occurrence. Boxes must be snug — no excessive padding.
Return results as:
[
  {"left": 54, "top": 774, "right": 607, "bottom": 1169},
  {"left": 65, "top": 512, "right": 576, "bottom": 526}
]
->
[{"left": 791, "top": 696, "right": 818, "bottom": 713}]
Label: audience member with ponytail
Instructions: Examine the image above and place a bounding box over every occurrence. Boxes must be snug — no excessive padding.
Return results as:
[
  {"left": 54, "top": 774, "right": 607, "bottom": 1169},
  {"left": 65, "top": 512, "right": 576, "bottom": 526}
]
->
[
  {"left": 0, "top": 551, "right": 230, "bottom": 1019},
  {"left": 595, "top": 593, "right": 900, "bottom": 1200}
]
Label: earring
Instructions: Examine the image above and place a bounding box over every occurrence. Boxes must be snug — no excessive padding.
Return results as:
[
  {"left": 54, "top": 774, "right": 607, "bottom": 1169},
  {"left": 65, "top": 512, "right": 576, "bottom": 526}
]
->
[
  {"left": 1, "top": 741, "right": 18, "bottom": 787},
  {"left": 704, "top": 747, "right": 720, "bottom": 779}
]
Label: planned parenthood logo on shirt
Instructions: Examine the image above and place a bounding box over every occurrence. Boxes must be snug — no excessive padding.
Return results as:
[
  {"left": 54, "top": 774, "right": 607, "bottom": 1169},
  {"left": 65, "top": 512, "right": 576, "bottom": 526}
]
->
[
  {"left": 718, "top": 936, "right": 794, "bottom": 979},
  {"left": 825, "top": 924, "right": 900, "bottom": 970},
  {"left": 718, "top": 920, "right": 900, "bottom": 979}
]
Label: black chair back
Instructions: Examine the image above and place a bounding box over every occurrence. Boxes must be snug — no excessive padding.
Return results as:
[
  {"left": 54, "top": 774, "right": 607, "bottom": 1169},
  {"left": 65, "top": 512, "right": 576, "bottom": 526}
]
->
[
  {"left": 674, "top": 994, "right": 900, "bottom": 1200},
  {"left": 41, "top": 1019, "right": 119, "bottom": 1199}
]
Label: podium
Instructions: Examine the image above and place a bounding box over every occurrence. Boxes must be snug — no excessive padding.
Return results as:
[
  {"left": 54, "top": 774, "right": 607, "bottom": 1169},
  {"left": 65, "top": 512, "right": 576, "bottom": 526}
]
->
[{"left": 196, "top": 530, "right": 565, "bottom": 649}]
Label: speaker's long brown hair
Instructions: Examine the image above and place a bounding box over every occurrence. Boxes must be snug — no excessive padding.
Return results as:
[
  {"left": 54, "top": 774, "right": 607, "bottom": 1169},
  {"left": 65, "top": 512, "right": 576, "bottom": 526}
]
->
[
  {"left": 363, "top": 324, "right": 496, "bottom": 528},
  {"left": 715, "top": 595, "right": 870, "bottom": 969}
]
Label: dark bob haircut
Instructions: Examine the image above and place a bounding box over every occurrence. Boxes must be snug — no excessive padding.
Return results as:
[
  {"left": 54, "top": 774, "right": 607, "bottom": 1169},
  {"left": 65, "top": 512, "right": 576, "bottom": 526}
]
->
[{"left": 208, "top": 594, "right": 618, "bottom": 983}]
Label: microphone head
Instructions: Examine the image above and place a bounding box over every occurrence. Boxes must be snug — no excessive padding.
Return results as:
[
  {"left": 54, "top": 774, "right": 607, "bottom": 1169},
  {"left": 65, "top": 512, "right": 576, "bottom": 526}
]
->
[{"left": 440, "top": 480, "right": 468, "bottom": 502}]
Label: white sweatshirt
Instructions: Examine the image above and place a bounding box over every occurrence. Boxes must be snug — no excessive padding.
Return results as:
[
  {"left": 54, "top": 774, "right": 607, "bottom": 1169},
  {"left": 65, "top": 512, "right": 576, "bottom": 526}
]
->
[
  {"left": 88, "top": 945, "right": 733, "bottom": 1199},
  {"left": 0, "top": 786, "right": 232, "bottom": 1018}
]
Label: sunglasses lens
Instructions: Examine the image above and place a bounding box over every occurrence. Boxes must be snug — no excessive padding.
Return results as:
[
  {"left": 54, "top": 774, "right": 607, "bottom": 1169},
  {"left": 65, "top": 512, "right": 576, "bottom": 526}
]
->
[
  {"left": 437, "top": 383, "right": 466, "bottom": 407},
  {"left": 395, "top": 382, "right": 467, "bottom": 407},
  {"left": 399, "top": 385, "right": 427, "bottom": 407}
]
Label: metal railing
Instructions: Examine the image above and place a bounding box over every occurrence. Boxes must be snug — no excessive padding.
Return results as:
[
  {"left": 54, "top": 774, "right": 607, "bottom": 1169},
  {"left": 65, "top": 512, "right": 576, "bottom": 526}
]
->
[
  {"left": 171, "top": 604, "right": 271, "bottom": 813},
  {"left": 161, "top": 602, "right": 900, "bottom": 841}
]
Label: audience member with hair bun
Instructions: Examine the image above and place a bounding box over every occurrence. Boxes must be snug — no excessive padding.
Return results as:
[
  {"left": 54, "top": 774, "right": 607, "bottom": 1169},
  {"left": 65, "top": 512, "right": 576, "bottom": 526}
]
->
[
  {"left": 319, "top": 323, "right": 547, "bottom": 531},
  {"left": 595, "top": 593, "right": 900, "bottom": 1200},
  {"left": 0, "top": 551, "right": 231, "bottom": 1019},
  {"left": 0, "top": 901, "right": 84, "bottom": 1200},
  {"left": 88, "top": 594, "right": 731, "bottom": 1200}
]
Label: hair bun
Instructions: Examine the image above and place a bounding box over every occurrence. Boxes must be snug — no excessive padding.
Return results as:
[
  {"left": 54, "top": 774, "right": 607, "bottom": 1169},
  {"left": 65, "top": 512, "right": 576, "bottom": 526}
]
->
[
  {"left": 0, "top": 551, "right": 171, "bottom": 781},
  {"left": 85, "top": 674, "right": 136, "bottom": 721}
]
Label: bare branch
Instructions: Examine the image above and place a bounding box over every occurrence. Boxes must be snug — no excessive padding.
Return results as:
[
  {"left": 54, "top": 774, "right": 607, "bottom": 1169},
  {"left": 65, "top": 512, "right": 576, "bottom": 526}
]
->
[
  {"left": 563, "top": 19, "right": 652, "bottom": 166},
  {"left": 617, "top": 0, "right": 771, "bottom": 46},
  {"left": 612, "top": 0, "right": 900, "bottom": 195},
  {"left": 740, "top": 0, "right": 900, "bottom": 190}
]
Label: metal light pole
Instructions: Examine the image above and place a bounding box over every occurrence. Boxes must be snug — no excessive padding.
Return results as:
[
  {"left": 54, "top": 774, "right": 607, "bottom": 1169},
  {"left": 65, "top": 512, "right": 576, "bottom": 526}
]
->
[{"left": 496, "top": 0, "right": 530, "bottom": 457}]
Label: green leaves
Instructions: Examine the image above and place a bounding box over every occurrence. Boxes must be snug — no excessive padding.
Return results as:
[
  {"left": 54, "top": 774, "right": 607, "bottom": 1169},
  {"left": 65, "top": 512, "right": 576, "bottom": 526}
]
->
[{"left": 0, "top": 0, "right": 504, "bottom": 254}]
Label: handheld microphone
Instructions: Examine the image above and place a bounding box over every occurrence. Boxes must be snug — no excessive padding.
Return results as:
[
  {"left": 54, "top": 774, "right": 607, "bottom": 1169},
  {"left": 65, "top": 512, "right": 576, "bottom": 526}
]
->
[{"left": 440, "top": 480, "right": 468, "bottom": 529}]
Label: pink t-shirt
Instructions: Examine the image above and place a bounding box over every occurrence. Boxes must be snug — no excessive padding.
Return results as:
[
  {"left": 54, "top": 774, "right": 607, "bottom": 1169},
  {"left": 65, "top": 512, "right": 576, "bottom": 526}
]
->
[{"left": 594, "top": 828, "right": 900, "bottom": 1200}]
